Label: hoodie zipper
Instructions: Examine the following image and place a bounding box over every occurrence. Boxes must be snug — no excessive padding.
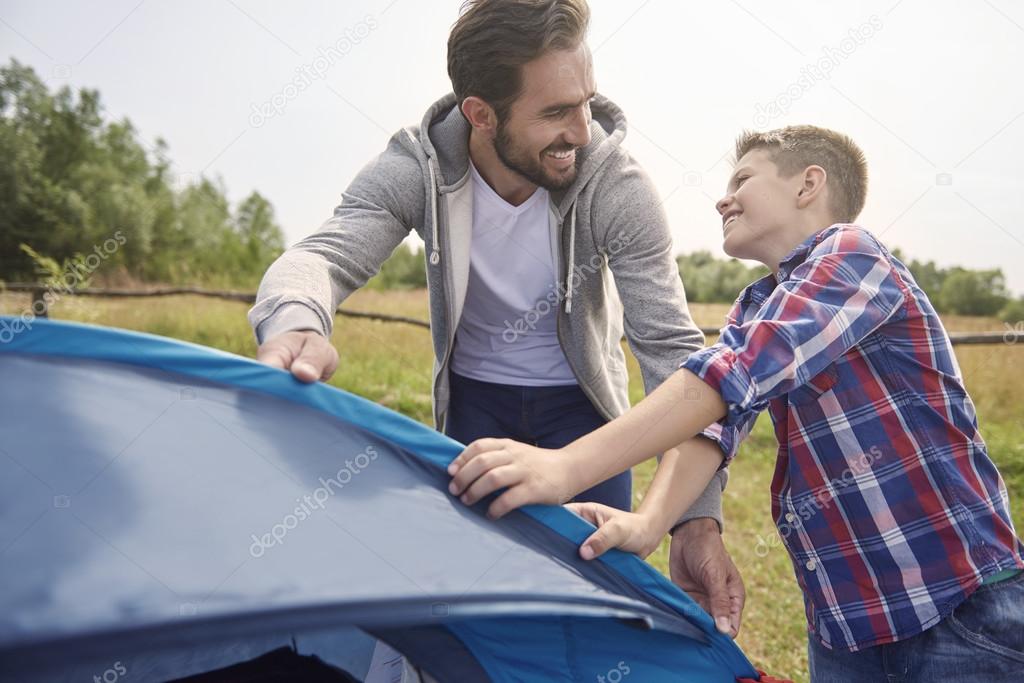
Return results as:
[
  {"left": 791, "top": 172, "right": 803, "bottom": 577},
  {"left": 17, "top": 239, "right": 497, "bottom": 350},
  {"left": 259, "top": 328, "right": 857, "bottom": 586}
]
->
[
  {"left": 553, "top": 201, "right": 614, "bottom": 422},
  {"left": 422, "top": 154, "right": 455, "bottom": 354},
  {"left": 430, "top": 158, "right": 459, "bottom": 429},
  {"left": 405, "top": 126, "right": 456, "bottom": 428}
]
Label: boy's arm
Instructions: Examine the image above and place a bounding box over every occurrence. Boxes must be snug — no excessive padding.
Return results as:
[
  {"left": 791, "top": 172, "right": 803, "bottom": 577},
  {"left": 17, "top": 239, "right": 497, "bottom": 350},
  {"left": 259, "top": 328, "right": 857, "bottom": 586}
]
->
[
  {"left": 561, "top": 369, "right": 727, "bottom": 500},
  {"left": 686, "top": 228, "right": 908, "bottom": 426},
  {"left": 448, "top": 368, "right": 727, "bottom": 518},
  {"left": 449, "top": 227, "right": 908, "bottom": 518},
  {"left": 636, "top": 438, "right": 725, "bottom": 539},
  {"left": 568, "top": 437, "right": 726, "bottom": 559},
  {"left": 668, "top": 419, "right": 754, "bottom": 533},
  {"left": 566, "top": 436, "right": 742, "bottom": 637}
]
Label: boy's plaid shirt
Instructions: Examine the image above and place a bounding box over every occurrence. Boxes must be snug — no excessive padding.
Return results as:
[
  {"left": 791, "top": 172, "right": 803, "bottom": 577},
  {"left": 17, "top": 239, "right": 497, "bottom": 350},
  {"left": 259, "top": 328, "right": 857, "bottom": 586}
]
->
[{"left": 683, "top": 224, "right": 1024, "bottom": 651}]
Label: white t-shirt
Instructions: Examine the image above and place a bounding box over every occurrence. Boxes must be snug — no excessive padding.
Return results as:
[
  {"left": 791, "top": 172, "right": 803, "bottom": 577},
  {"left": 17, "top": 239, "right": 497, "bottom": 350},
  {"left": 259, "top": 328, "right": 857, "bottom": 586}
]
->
[{"left": 450, "top": 162, "right": 577, "bottom": 386}]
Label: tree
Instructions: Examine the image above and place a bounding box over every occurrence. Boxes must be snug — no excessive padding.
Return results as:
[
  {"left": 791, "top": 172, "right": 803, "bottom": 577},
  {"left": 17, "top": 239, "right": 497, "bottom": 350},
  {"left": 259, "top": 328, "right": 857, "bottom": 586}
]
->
[
  {"left": 235, "top": 191, "right": 285, "bottom": 271},
  {"left": 0, "top": 58, "right": 285, "bottom": 288},
  {"left": 367, "top": 242, "right": 427, "bottom": 290},
  {"left": 937, "top": 268, "right": 1009, "bottom": 317}
]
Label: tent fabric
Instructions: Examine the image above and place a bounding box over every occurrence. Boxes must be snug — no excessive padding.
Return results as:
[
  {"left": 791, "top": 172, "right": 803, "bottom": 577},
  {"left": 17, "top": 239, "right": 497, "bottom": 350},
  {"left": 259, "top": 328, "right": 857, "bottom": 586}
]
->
[{"left": 0, "top": 316, "right": 759, "bottom": 682}]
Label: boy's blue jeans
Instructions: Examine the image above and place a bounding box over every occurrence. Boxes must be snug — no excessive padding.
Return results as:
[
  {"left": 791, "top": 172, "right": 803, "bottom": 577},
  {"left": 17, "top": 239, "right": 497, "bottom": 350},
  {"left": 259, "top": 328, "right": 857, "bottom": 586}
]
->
[
  {"left": 444, "top": 371, "right": 632, "bottom": 511},
  {"left": 808, "top": 570, "right": 1024, "bottom": 682}
]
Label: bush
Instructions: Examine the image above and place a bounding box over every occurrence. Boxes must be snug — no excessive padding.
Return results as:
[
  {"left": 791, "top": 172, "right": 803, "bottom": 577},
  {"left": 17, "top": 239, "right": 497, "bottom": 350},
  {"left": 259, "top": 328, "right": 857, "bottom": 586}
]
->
[
  {"left": 1000, "top": 297, "right": 1024, "bottom": 325},
  {"left": 677, "top": 251, "right": 768, "bottom": 303}
]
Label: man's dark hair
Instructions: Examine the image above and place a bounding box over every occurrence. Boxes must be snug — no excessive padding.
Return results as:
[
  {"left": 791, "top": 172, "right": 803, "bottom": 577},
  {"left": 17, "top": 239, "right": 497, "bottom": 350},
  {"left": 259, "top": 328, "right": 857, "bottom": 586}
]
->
[{"left": 447, "top": 0, "right": 590, "bottom": 121}]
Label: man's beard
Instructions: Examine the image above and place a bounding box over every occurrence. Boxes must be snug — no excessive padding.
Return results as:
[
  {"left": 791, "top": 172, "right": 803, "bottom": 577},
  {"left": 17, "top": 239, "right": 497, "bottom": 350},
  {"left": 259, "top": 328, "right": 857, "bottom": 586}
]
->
[{"left": 493, "top": 120, "right": 580, "bottom": 191}]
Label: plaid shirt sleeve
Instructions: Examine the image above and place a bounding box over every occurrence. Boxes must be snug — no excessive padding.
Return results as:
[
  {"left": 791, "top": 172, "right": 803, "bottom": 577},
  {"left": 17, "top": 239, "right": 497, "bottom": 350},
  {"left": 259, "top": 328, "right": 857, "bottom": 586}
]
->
[
  {"left": 683, "top": 229, "right": 909, "bottom": 461},
  {"left": 695, "top": 294, "right": 758, "bottom": 461},
  {"left": 699, "top": 415, "right": 753, "bottom": 462}
]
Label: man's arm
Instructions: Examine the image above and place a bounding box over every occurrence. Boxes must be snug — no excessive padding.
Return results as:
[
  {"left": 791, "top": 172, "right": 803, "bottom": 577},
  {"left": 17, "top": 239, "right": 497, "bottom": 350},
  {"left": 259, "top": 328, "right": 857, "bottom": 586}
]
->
[
  {"left": 248, "top": 130, "right": 425, "bottom": 378},
  {"left": 589, "top": 150, "right": 740, "bottom": 633},
  {"left": 593, "top": 152, "right": 727, "bottom": 527}
]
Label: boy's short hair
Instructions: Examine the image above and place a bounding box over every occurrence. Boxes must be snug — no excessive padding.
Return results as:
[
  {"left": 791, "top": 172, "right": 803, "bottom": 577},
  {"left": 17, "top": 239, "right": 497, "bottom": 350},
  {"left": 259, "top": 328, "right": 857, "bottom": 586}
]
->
[{"left": 735, "top": 125, "right": 868, "bottom": 223}]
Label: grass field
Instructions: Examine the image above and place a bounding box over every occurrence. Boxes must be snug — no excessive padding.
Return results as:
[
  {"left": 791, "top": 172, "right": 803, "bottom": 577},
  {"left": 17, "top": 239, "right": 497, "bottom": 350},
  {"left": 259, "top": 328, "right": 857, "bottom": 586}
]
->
[{"left": 2, "top": 288, "right": 1021, "bottom": 682}]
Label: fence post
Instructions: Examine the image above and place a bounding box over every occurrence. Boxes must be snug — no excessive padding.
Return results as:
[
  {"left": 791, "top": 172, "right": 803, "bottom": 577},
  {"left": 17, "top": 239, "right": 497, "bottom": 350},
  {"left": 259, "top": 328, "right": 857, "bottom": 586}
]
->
[{"left": 30, "top": 286, "right": 48, "bottom": 318}]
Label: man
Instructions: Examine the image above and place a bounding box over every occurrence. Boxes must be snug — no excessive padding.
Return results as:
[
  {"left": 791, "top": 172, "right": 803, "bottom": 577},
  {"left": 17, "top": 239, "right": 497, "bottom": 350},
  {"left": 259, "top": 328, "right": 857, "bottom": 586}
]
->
[{"left": 249, "top": 0, "right": 745, "bottom": 636}]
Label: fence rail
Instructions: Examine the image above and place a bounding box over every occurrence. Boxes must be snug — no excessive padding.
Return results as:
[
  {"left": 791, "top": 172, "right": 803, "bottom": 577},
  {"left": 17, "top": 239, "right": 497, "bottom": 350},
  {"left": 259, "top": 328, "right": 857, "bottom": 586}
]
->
[{"left": 3, "top": 282, "right": 1020, "bottom": 345}]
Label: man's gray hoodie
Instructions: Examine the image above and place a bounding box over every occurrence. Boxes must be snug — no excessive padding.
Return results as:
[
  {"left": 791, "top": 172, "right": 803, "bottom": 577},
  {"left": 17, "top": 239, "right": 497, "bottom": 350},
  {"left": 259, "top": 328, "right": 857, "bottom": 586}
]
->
[{"left": 248, "top": 93, "right": 727, "bottom": 526}]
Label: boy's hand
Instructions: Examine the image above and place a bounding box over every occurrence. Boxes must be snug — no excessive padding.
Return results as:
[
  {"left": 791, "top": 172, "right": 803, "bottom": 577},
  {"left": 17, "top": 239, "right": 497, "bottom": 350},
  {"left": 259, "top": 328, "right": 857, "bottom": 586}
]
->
[
  {"left": 565, "top": 502, "right": 660, "bottom": 560},
  {"left": 447, "top": 439, "right": 578, "bottom": 519}
]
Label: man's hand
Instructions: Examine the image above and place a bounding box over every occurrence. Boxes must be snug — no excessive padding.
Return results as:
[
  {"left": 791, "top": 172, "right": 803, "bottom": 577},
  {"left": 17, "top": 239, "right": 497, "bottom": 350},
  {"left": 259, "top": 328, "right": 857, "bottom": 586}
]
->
[
  {"left": 256, "top": 330, "right": 339, "bottom": 383},
  {"left": 447, "top": 438, "right": 579, "bottom": 519},
  {"left": 565, "top": 502, "right": 661, "bottom": 560},
  {"left": 670, "top": 518, "right": 745, "bottom": 638}
]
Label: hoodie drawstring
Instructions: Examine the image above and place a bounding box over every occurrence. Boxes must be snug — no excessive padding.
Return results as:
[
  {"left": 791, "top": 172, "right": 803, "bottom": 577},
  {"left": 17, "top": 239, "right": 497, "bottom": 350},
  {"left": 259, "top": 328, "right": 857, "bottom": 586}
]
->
[
  {"left": 404, "top": 126, "right": 441, "bottom": 267},
  {"left": 565, "top": 201, "right": 577, "bottom": 314},
  {"left": 427, "top": 160, "right": 440, "bottom": 266}
]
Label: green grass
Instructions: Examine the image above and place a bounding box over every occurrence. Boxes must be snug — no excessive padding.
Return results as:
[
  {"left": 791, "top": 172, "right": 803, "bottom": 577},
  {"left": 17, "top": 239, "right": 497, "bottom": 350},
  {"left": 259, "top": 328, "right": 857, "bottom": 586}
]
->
[{"left": 2, "top": 290, "right": 1021, "bottom": 682}]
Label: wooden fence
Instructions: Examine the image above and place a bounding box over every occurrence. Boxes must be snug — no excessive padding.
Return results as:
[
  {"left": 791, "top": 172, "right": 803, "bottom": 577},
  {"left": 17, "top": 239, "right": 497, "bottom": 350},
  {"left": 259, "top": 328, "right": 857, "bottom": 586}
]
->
[{"left": 3, "top": 282, "right": 1020, "bottom": 345}]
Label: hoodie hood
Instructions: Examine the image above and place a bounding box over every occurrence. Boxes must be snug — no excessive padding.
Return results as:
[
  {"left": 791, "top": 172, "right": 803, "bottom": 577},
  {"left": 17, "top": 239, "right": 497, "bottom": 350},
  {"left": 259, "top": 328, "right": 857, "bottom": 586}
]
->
[{"left": 416, "top": 92, "right": 629, "bottom": 219}]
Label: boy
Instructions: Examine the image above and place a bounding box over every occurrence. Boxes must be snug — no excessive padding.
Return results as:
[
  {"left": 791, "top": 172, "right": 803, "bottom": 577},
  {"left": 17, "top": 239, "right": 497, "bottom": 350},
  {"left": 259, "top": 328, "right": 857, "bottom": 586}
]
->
[{"left": 447, "top": 125, "right": 1024, "bottom": 681}]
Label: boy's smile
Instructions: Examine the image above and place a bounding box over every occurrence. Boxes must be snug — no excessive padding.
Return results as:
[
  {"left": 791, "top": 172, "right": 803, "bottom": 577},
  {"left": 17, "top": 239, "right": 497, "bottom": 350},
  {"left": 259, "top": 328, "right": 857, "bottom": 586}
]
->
[{"left": 721, "top": 207, "right": 743, "bottom": 233}]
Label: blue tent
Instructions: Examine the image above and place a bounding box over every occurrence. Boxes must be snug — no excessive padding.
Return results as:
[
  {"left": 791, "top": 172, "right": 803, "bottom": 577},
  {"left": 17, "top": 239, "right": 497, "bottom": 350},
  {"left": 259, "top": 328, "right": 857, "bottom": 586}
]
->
[{"left": 0, "top": 316, "right": 760, "bottom": 682}]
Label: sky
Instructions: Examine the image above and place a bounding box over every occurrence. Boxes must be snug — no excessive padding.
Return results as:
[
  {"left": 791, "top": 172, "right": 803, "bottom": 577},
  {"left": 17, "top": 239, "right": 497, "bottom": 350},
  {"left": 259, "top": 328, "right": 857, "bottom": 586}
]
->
[{"left": 2, "top": 0, "right": 1023, "bottom": 293}]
